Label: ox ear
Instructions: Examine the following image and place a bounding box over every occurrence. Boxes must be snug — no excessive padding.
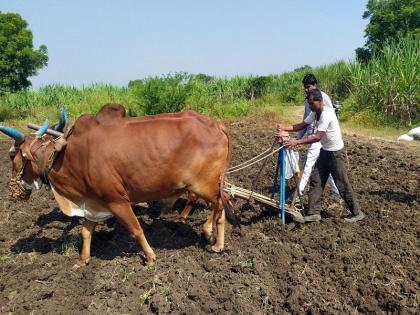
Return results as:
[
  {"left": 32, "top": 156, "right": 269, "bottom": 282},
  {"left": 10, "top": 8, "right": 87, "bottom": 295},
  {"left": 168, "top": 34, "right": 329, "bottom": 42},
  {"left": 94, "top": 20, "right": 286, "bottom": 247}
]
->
[
  {"left": 0, "top": 126, "right": 25, "bottom": 144},
  {"left": 36, "top": 119, "right": 49, "bottom": 137},
  {"left": 54, "top": 107, "right": 68, "bottom": 132}
]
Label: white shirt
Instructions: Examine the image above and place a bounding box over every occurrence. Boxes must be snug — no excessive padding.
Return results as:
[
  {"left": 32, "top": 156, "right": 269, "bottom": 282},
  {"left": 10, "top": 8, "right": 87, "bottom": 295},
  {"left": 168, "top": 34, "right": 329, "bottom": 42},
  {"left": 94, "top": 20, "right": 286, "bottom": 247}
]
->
[
  {"left": 304, "top": 106, "right": 344, "bottom": 151},
  {"left": 297, "top": 91, "right": 333, "bottom": 139}
]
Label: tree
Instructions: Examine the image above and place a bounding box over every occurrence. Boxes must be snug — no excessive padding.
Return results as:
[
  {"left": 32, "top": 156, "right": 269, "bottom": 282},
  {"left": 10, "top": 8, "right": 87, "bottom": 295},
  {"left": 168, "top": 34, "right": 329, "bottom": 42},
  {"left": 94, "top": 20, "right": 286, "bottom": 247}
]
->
[
  {"left": 0, "top": 12, "right": 48, "bottom": 93},
  {"left": 356, "top": 0, "right": 420, "bottom": 62}
]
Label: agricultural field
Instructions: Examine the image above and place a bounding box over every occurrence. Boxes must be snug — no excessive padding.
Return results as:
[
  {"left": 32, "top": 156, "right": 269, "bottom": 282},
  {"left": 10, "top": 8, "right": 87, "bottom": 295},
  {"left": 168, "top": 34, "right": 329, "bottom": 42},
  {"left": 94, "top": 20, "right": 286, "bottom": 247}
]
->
[
  {"left": 1, "top": 2, "right": 419, "bottom": 314},
  {"left": 0, "top": 117, "right": 418, "bottom": 314}
]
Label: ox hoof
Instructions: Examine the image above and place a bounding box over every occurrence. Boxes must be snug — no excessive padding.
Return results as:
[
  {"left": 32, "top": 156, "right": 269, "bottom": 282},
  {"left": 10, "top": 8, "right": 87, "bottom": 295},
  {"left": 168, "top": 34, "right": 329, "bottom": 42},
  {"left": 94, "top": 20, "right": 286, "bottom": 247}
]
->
[
  {"left": 210, "top": 245, "right": 224, "bottom": 253},
  {"left": 76, "top": 257, "right": 91, "bottom": 267},
  {"left": 144, "top": 253, "right": 156, "bottom": 266}
]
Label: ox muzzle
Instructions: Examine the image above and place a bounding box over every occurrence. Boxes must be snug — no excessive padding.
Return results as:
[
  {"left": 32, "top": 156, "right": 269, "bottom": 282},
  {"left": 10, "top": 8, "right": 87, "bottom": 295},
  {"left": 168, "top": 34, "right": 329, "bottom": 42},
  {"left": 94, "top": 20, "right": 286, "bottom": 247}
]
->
[
  {"left": 9, "top": 176, "right": 43, "bottom": 200},
  {"left": 9, "top": 176, "right": 33, "bottom": 200},
  {"left": 8, "top": 158, "right": 43, "bottom": 200}
]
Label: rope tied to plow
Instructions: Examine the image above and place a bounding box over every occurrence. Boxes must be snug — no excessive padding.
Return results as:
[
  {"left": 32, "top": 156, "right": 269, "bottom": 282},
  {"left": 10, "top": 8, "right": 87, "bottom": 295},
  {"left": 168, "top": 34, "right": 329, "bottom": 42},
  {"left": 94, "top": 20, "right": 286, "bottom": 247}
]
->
[
  {"left": 226, "top": 136, "right": 286, "bottom": 219},
  {"left": 227, "top": 143, "right": 285, "bottom": 174}
]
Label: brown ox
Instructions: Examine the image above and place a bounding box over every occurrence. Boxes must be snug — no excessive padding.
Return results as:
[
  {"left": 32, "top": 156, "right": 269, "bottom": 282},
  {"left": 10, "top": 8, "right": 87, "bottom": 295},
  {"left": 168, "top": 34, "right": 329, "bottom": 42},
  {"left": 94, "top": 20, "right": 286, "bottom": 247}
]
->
[{"left": 1, "top": 104, "right": 238, "bottom": 265}]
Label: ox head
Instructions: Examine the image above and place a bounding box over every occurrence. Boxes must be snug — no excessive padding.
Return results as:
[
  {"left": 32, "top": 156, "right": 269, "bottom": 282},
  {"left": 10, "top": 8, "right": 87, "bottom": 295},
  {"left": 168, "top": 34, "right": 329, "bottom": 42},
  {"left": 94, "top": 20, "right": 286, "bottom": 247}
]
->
[{"left": 1, "top": 108, "right": 68, "bottom": 200}]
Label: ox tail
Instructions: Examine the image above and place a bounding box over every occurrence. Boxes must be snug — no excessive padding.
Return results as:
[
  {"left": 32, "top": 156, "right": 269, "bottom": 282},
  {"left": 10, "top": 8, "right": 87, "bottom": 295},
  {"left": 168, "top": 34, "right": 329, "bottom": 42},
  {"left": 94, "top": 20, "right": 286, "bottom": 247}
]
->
[{"left": 219, "top": 122, "right": 240, "bottom": 227}]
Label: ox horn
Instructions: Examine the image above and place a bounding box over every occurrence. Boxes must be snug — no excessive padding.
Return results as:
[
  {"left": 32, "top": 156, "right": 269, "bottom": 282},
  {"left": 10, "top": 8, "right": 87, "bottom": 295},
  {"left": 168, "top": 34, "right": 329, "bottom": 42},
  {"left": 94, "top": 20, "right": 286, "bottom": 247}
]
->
[
  {"left": 0, "top": 126, "right": 25, "bottom": 143},
  {"left": 36, "top": 119, "right": 49, "bottom": 137},
  {"left": 54, "top": 106, "right": 68, "bottom": 132}
]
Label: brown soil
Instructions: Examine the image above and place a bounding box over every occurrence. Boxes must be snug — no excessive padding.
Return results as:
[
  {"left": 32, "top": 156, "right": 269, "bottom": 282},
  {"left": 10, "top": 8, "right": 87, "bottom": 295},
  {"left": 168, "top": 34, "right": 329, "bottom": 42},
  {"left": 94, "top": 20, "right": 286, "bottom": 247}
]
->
[{"left": 0, "top": 119, "right": 419, "bottom": 315}]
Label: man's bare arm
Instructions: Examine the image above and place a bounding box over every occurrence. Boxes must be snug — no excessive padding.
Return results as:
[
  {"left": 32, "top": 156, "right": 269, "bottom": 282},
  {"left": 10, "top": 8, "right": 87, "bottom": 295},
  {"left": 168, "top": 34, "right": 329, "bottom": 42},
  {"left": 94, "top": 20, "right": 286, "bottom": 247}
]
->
[
  {"left": 278, "top": 121, "right": 309, "bottom": 132},
  {"left": 284, "top": 130, "right": 326, "bottom": 147}
]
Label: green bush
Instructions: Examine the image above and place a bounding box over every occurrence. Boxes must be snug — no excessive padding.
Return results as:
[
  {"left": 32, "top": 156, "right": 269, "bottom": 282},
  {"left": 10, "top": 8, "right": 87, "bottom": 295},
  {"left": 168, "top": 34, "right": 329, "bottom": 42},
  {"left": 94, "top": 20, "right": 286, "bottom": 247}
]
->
[{"left": 134, "top": 73, "right": 193, "bottom": 115}]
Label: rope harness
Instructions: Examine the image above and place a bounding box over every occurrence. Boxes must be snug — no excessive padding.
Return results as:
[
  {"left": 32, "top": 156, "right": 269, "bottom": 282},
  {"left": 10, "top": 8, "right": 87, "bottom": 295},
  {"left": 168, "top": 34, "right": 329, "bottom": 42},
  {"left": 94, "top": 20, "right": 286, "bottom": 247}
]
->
[
  {"left": 227, "top": 143, "right": 285, "bottom": 174},
  {"left": 9, "top": 159, "right": 32, "bottom": 200},
  {"left": 9, "top": 134, "right": 67, "bottom": 199}
]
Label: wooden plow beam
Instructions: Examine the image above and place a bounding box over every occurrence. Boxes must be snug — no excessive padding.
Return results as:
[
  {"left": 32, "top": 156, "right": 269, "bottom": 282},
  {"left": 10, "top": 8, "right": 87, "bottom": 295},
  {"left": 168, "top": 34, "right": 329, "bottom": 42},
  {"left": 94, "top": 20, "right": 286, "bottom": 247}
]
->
[{"left": 224, "top": 182, "right": 304, "bottom": 223}]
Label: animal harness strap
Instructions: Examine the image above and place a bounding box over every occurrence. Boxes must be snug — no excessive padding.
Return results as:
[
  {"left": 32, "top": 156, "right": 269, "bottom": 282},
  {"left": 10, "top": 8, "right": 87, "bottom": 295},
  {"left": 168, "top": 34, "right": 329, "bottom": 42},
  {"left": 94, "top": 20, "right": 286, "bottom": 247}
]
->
[{"left": 36, "top": 136, "right": 67, "bottom": 187}]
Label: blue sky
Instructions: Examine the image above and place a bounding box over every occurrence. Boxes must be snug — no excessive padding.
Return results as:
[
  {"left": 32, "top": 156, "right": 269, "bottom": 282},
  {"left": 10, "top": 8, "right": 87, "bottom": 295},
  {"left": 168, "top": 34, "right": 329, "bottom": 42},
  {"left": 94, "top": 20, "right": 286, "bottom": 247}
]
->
[{"left": 2, "top": 0, "right": 368, "bottom": 89}]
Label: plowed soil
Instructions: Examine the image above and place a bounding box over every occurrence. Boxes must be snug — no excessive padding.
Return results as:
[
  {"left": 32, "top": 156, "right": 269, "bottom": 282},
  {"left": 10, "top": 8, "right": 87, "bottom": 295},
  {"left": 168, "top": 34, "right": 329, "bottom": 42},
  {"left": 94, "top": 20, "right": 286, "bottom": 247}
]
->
[{"left": 0, "top": 118, "right": 419, "bottom": 314}]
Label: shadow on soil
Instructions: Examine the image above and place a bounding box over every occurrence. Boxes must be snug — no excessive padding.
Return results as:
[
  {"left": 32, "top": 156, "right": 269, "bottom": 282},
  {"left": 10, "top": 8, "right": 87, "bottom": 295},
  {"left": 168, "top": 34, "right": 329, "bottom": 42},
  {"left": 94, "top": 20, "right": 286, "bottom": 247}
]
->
[{"left": 10, "top": 205, "right": 207, "bottom": 261}]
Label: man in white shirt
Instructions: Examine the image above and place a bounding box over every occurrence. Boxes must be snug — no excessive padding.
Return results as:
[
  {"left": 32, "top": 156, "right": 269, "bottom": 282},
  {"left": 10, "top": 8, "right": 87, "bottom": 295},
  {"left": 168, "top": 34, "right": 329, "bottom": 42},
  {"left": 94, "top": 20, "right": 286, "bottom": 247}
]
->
[
  {"left": 298, "top": 74, "right": 339, "bottom": 196},
  {"left": 278, "top": 89, "right": 365, "bottom": 223}
]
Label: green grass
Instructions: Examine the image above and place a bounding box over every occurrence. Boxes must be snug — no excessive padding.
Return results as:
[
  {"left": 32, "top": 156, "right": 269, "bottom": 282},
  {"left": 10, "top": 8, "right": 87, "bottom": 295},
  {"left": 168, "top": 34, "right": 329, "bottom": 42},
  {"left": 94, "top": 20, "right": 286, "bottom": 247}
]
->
[
  {"left": 118, "top": 265, "right": 135, "bottom": 283},
  {"left": 0, "top": 35, "right": 417, "bottom": 131},
  {"left": 0, "top": 255, "right": 8, "bottom": 263},
  {"left": 240, "top": 257, "right": 255, "bottom": 271},
  {"left": 57, "top": 234, "right": 81, "bottom": 257},
  {"left": 139, "top": 289, "right": 153, "bottom": 305},
  {"left": 0, "top": 84, "right": 141, "bottom": 124}
]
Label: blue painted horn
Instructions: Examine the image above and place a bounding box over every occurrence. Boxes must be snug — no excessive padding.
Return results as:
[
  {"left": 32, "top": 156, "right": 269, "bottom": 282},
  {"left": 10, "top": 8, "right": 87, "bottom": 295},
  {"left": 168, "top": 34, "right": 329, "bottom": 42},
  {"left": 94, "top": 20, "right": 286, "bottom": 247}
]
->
[
  {"left": 0, "top": 126, "right": 25, "bottom": 143},
  {"left": 36, "top": 119, "right": 49, "bottom": 137},
  {"left": 54, "top": 107, "right": 68, "bottom": 132}
]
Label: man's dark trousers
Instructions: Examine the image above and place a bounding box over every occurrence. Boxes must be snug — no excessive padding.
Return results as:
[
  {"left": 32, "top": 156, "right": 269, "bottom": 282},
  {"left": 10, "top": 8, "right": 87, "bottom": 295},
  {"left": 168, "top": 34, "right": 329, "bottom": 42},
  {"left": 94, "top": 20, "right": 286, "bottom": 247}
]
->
[{"left": 308, "top": 148, "right": 360, "bottom": 216}]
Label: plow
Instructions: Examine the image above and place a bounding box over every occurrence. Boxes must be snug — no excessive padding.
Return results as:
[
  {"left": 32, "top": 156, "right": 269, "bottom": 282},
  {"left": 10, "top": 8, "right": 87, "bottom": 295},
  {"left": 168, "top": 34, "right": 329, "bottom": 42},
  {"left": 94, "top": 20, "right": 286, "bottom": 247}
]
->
[
  {"left": 224, "top": 129, "right": 305, "bottom": 224},
  {"left": 224, "top": 182, "right": 304, "bottom": 223}
]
